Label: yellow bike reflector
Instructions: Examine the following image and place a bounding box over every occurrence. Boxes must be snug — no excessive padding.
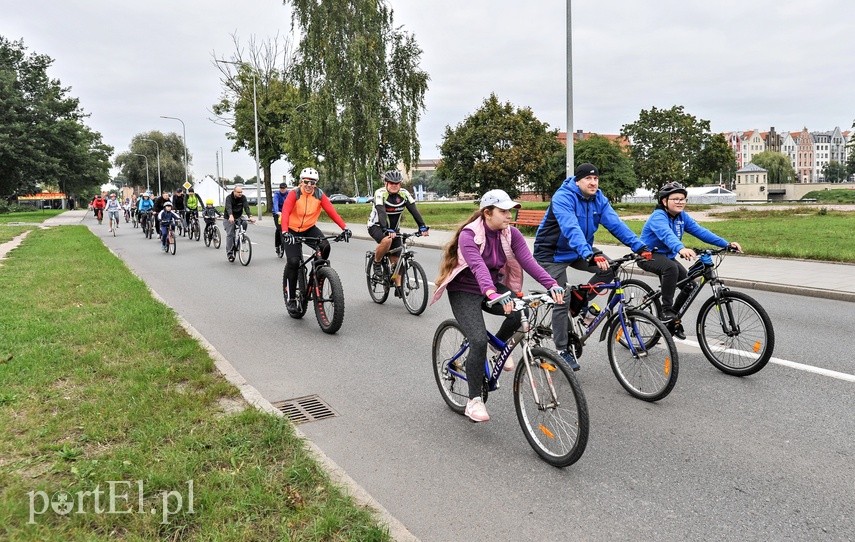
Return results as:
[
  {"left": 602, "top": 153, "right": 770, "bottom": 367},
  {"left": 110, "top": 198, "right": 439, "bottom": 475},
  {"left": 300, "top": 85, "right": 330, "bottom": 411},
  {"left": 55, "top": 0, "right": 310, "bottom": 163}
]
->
[
  {"left": 664, "top": 356, "right": 671, "bottom": 376},
  {"left": 753, "top": 341, "right": 761, "bottom": 353},
  {"left": 538, "top": 424, "right": 555, "bottom": 439},
  {"left": 540, "top": 362, "right": 556, "bottom": 372}
]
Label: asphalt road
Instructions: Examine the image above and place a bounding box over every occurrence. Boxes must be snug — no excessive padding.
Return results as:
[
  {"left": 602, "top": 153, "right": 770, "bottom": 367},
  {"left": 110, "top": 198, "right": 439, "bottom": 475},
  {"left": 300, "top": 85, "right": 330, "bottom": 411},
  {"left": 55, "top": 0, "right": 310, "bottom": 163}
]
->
[{"left": 94, "top": 219, "right": 855, "bottom": 542}]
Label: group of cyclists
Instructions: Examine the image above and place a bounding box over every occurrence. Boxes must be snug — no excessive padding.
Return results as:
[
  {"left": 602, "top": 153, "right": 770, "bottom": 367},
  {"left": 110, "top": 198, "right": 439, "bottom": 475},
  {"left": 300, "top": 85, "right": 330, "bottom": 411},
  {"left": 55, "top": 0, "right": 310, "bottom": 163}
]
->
[{"left": 90, "top": 162, "right": 739, "bottom": 424}]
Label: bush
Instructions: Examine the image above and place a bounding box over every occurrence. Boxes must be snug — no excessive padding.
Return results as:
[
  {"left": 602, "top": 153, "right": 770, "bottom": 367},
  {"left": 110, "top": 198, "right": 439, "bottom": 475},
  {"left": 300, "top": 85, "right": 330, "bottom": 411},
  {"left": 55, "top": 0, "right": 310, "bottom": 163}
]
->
[{"left": 0, "top": 201, "right": 33, "bottom": 214}]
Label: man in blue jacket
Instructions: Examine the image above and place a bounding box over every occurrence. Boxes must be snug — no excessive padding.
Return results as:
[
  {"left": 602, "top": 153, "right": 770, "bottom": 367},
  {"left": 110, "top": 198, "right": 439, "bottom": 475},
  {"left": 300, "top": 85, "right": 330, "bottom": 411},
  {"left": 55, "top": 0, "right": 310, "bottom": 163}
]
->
[
  {"left": 272, "top": 182, "right": 290, "bottom": 257},
  {"left": 534, "top": 163, "right": 651, "bottom": 370}
]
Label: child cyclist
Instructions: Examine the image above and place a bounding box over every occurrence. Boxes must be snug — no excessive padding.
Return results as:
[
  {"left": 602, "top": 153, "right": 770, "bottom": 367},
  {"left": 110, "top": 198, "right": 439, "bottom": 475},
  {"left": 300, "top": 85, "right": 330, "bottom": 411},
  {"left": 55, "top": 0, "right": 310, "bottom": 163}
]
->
[
  {"left": 158, "top": 201, "right": 182, "bottom": 252},
  {"left": 638, "top": 182, "right": 742, "bottom": 339},
  {"left": 430, "top": 189, "right": 565, "bottom": 423},
  {"left": 202, "top": 199, "right": 222, "bottom": 226}
]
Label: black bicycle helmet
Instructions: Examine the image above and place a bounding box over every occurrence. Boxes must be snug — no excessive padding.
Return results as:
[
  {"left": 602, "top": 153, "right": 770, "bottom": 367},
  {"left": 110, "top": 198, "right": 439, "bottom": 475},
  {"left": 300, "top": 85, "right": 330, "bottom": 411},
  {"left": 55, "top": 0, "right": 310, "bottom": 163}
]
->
[
  {"left": 657, "top": 182, "right": 687, "bottom": 203},
  {"left": 382, "top": 170, "right": 403, "bottom": 184}
]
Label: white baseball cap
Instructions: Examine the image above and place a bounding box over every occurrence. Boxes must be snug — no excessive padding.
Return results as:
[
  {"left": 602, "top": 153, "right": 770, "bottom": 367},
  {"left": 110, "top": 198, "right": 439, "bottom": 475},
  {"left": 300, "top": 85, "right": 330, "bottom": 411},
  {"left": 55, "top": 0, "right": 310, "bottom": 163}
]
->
[{"left": 479, "top": 189, "right": 521, "bottom": 210}]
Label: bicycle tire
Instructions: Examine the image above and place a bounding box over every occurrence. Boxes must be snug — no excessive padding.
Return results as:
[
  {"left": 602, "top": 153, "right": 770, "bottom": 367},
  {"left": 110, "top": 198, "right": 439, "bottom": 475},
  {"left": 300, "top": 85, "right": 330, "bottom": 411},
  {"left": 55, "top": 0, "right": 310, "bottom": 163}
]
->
[
  {"left": 696, "top": 290, "right": 775, "bottom": 376},
  {"left": 145, "top": 222, "right": 153, "bottom": 239},
  {"left": 615, "top": 278, "right": 660, "bottom": 315},
  {"left": 204, "top": 226, "right": 212, "bottom": 247},
  {"left": 212, "top": 227, "right": 221, "bottom": 249},
  {"left": 431, "top": 319, "right": 469, "bottom": 415},
  {"left": 607, "top": 309, "right": 679, "bottom": 402},
  {"left": 513, "top": 347, "right": 589, "bottom": 467},
  {"left": 314, "top": 266, "right": 345, "bottom": 334},
  {"left": 284, "top": 267, "right": 309, "bottom": 319},
  {"left": 239, "top": 233, "right": 252, "bottom": 266},
  {"left": 401, "top": 260, "right": 429, "bottom": 316},
  {"left": 192, "top": 220, "right": 201, "bottom": 241},
  {"left": 169, "top": 232, "right": 176, "bottom": 255},
  {"left": 366, "top": 254, "right": 389, "bottom": 304}
]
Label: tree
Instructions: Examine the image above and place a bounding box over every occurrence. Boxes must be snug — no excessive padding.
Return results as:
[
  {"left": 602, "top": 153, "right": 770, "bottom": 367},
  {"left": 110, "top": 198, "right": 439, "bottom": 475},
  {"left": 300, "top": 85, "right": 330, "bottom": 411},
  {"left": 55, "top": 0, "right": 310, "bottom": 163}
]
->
[
  {"left": 114, "top": 131, "right": 191, "bottom": 193},
  {"left": 822, "top": 160, "right": 847, "bottom": 183},
  {"left": 213, "top": 34, "right": 301, "bottom": 209},
  {"left": 573, "top": 135, "right": 638, "bottom": 202},
  {"left": 621, "top": 105, "right": 714, "bottom": 190},
  {"left": 695, "top": 133, "right": 737, "bottom": 186},
  {"left": 0, "top": 37, "right": 112, "bottom": 198},
  {"left": 437, "top": 94, "right": 564, "bottom": 199},
  {"left": 283, "top": 0, "right": 429, "bottom": 195},
  {"left": 750, "top": 151, "right": 796, "bottom": 184}
]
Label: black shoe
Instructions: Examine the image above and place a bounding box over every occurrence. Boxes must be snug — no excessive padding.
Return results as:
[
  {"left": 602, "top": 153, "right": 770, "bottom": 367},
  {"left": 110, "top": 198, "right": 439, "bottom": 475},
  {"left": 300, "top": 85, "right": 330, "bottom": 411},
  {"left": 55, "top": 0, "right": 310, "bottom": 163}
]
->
[
  {"left": 670, "top": 322, "right": 687, "bottom": 340},
  {"left": 228, "top": 252, "right": 235, "bottom": 262},
  {"left": 393, "top": 286, "right": 402, "bottom": 298},
  {"left": 559, "top": 349, "right": 580, "bottom": 371},
  {"left": 661, "top": 308, "right": 680, "bottom": 324},
  {"left": 372, "top": 261, "right": 384, "bottom": 277},
  {"left": 286, "top": 299, "right": 297, "bottom": 312}
]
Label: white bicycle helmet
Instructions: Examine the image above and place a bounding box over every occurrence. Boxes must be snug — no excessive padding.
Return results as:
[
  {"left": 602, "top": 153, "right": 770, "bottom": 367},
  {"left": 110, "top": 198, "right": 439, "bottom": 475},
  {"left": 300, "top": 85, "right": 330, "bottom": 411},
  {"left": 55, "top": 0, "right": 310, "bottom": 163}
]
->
[{"left": 299, "top": 167, "right": 320, "bottom": 181}]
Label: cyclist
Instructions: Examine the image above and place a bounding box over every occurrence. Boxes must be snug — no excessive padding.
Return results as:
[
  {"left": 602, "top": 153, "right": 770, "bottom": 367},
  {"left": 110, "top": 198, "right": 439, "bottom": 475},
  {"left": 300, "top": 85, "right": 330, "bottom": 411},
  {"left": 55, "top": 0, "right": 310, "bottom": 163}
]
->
[
  {"left": 91, "top": 194, "right": 106, "bottom": 223},
  {"left": 158, "top": 201, "right": 181, "bottom": 252},
  {"left": 172, "top": 187, "right": 187, "bottom": 234},
  {"left": 430, "top": 189, "right": 565, "bottom": 423},
  {"left": 367, "top": 170, "right": 429, "bottom": 291},
  {"left": 638, "top": 181, "right": 742, "bottom": 339},
  {"left": 137, "top": 191, "right": 154, "bottom": 232},
  {"left": 153, "top": 191, "right": 171, "bottom": 233},
  {"left": 533, "top": 163, "right": 652, "bottom": 371},
  {"left": 272, "top": 182, "right": 290, "bottom": 257},
  {"left": 185, "top": 187, "right": 204, "bottom": 229},
  {"left": 122, "top": 197, "right": 132, "bottom": 223},
  {"left": 280, "top": 167, "right": 351, "bottom": 311},
  {"left": 223, "top": 185, "right": 255, "bottom": 262},
  {"left": 104, "top": 193, "right": 122, "bottom": 232}
]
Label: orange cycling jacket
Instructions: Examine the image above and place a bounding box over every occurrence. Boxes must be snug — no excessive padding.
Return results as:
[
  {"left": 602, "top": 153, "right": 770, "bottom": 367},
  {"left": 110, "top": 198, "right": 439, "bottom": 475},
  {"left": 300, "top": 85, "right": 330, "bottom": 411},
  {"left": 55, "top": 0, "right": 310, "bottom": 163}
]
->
[{"left": 281, "top": 187, "right": 346, "bottom": 233}]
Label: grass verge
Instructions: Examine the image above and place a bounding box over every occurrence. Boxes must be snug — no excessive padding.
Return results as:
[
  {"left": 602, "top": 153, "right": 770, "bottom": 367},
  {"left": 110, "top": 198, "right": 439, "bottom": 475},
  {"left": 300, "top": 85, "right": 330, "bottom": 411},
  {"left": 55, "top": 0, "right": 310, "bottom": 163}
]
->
[
  {"left": 0, "top": 226, "right": 32, "bottom": 245},
  {"left": 0, "top": 210, "right": 63, "bottom": 224},
  {"left": 0, "top": 226, "right": 390, "bottom": 541}
]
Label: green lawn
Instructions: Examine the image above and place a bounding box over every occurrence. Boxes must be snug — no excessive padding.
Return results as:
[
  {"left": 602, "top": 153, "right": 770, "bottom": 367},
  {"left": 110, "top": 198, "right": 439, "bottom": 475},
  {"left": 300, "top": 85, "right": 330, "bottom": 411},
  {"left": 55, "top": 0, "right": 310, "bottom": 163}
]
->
[
  {"left": 0, "top": 227, "right": 390, "bottom": 541},
  {"left": 0, "top": 209, "right": 63, "bottom": 224},
  {"left": 0, "top": 226, "right": 32, "bottom": 244}
]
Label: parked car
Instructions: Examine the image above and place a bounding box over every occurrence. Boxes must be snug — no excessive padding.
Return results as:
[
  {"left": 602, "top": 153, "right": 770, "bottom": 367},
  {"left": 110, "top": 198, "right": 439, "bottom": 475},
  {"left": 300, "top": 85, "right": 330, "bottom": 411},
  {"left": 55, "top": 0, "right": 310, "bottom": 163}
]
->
[
  {"left": 355, "top": 195, "right": 372, "bottom": 204},
  {"left": 329, "top": 194, "right": 357, "bottom": 204}
]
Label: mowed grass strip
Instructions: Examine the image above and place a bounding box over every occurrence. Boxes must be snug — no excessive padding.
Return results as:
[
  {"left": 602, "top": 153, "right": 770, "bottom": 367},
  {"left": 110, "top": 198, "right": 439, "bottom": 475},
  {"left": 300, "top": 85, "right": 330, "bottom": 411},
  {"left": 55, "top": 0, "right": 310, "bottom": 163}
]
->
[
  {"left": 0, "top": 209, "right": 63, "bottom": 224},
  {"left": 0, "top": 226, "right": 33, "bottom": 244},
  {"left": 0, "top": 226, "right": 390, "bottom": 541}
]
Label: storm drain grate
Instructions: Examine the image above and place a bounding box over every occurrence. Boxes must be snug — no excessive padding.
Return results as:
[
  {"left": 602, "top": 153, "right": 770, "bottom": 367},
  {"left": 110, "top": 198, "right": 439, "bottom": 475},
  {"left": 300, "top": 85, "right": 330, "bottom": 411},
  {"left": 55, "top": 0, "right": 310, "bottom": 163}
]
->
[{"left": 271, "top": 395, "right": 337, "bottom": 424}]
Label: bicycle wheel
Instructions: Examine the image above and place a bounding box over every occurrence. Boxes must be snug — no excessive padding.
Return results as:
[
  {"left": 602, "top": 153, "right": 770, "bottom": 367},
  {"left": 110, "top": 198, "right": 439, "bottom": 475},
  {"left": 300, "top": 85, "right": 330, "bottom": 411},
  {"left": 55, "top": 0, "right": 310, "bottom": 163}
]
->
[
  {"left": 431, "top": 319, "right": 469, "bottom": 415},
  {"left": 145, "top": 221, "right": 153, "bottom": 239},
  {"left": 314, "top": 266, "right": 345, "bottom": 334},
  {"left": 191, "top": 220, "right": 200, "bottom": 241},
  {"left": 169, "top": 231, "right": 176, "bottom": 255},
  {"left": 696, "top": 290, "right": 775, "bottom": 376},
  {"left": 401, "top": 260, "right": 429, "bottom": 316},
  {"left": 607, "top": 309, "right": 678, "bottom": 402},
  {"left": 616, "top": 279, "right": 659, "bottom": 315},
  {"left": 514, "top": 347, "right": 589, "bottom": 467},
  {"left": 365, "top": 254, "right": 389, "bottom": 304},
  {"left": 212, "top": 227, "right": 221, "bottom": 249},
  {"left": 203, "top": 226, "right": 211, "bottom": 247},
  {"left": 283, "top": 267, "right": 309, "bottom": 319},
  {"left": 239, "top": 233, "right": 252, "bottom": 266}
]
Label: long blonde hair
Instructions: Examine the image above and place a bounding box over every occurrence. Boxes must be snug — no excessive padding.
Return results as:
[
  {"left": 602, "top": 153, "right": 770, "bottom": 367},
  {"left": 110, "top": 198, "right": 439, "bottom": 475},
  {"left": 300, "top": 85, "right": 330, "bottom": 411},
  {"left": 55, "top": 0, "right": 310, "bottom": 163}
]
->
[{"left": 435, "top": 207, "right": 491, "bottom": 285}]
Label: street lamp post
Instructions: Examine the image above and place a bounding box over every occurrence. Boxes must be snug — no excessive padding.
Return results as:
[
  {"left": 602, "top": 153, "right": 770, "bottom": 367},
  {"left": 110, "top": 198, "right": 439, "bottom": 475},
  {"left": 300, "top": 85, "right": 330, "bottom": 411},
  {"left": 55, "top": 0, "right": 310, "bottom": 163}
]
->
[
  {"left": 215, "top": 59, "right": 262, "bottom": 221},
  {"left": 140, "top": 138, "right": 161, "bottom": 194},
  {"left": 133, "top": 153, "right": 150, "bottom": 192},
  {"left": 159, "top": 116, "right": 189, "bottom": 188},
  {"left": 566, "top": 0, "right": 574, "bottom": 176}
]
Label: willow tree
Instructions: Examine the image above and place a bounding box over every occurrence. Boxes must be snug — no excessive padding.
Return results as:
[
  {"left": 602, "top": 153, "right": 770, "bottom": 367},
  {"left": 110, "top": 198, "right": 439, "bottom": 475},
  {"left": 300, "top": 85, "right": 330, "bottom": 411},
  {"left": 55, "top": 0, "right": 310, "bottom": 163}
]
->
[{"left": 283, "top": 0, "right": 429, "bottom": 195}]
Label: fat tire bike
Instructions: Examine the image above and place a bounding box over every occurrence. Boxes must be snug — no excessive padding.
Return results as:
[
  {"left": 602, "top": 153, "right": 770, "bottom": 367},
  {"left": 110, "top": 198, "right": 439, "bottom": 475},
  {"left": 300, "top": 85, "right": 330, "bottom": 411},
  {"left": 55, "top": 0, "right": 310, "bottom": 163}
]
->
[
  {"left": 282, "top": 233, "right": 348, "bottom": 334},
  {"left": 432, "top": 292, "right": 589, "bottom": 467},
  {"left": 365, "top": 230, "right": 429, "bottom": 315},
  {"left": 616, "top": 247, "right": 774, "bottom": 377}
]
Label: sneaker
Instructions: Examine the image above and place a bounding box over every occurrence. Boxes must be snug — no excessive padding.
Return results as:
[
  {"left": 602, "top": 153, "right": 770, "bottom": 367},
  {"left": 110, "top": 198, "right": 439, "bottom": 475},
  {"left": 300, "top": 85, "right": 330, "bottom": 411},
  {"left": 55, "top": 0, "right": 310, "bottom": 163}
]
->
[
  {"left": 661, "top": 308, "right": 680, "bottom": 324},
  {"left": 559, "top": 349, "right": 581, "bottom": 371},
  {"left": 228, "top": 253, "right": 235, "bottom": 262},
  {"left": 464, "top": 397, "right": 490, "bottom": 422},
  {"left": 286, "top": 299, "right": 298, "bottom": 312},
  {"left": 669, "top": 322, "right": 687, "bottom": 340},
  {"left": 372, "top": 261, "right": 384, "bottom": 277}
]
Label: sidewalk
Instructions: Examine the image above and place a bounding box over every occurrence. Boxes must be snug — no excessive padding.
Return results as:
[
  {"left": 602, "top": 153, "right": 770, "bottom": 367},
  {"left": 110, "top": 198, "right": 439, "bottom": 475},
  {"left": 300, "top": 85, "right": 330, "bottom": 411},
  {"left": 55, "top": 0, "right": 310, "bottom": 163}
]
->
[{"left": 42, "top": 210, "right": 855, "bottom": 302}]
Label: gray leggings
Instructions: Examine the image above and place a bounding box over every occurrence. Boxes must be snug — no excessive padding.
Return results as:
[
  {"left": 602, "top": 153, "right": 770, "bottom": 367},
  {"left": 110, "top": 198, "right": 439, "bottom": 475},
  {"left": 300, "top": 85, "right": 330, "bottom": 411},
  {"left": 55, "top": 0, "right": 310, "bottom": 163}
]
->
[{"left": 447, "top": 287, "right": 521, "bottom": 399}]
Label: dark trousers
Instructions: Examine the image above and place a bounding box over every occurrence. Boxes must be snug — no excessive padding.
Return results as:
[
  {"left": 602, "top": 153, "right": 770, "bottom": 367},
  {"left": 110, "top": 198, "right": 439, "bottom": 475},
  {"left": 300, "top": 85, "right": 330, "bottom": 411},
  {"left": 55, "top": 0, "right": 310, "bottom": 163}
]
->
[
  {"left": 638, "top": 253, "right": 687, "bottom": 311},
  {"left": 284, "top": 226, "right": 329, "bottom": 297},
  {"left": 447, "top": 285, "right": 521, "bottom": 399},
  {"left": 274, "top": 214, "right": 282, "bottom": 249}
]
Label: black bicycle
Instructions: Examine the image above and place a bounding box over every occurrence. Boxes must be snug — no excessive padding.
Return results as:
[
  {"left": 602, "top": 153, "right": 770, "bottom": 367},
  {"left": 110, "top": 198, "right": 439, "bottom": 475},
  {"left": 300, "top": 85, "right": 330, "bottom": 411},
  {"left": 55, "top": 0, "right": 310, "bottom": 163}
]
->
[
  {"left": 203, "top": 219, "right": 221, "bottom": 249},
  {"left": 187, "top": 212, "right": 201, "bottom": 242},
  {"left": 141, "top": 211, "right": 154, "bottom": 239},
  {"left": 282, "top": 233, "right": 348, "bottom": 334},
  {"left": 365, "top": 230, "right": 429, "bottom": 315},
  {"left": 617, "top": 246, "right": 774, "bottom": 376}
]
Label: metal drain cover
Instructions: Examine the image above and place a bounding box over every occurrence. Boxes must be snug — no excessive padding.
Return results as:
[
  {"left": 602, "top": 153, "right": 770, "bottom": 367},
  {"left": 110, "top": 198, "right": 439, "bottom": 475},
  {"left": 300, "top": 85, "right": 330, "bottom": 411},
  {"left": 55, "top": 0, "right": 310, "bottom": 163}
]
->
[{"left": 271, "top": 395, "right": 337, "bottom": 424}]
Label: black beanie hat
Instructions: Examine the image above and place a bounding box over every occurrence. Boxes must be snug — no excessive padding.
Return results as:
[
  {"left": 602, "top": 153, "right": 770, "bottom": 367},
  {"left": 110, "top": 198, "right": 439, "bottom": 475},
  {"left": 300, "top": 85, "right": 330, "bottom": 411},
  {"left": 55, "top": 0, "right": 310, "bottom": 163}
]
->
[{"left": 574, "top": 163, "right": 599, "bottom": 179}]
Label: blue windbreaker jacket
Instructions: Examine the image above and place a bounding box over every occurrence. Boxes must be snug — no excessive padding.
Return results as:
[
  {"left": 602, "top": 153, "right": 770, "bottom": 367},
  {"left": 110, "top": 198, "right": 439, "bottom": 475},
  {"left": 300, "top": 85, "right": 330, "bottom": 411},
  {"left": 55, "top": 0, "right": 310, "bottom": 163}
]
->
[{"left": 640, "top": 207, "right": 728, "bottom": 259}]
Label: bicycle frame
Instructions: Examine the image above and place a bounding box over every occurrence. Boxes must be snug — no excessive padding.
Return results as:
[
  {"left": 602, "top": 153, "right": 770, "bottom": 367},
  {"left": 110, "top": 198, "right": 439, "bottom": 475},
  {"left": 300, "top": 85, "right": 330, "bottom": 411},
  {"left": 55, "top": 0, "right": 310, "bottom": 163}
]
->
[{"left": 293, "top": 235, "right": 339, "bottom": 299}]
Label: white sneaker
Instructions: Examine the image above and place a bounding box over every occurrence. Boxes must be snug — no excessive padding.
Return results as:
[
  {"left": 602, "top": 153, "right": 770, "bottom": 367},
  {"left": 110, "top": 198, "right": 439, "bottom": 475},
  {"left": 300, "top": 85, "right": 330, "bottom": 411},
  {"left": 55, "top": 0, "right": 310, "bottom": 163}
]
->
[{"left": 464, "top": 397, "right": 490, "bottom": 422}]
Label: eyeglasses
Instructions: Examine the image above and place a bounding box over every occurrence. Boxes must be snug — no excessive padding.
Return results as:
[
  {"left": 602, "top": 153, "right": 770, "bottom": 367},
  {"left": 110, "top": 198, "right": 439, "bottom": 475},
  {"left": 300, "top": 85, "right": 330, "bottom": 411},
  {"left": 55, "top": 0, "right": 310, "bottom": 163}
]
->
[
  {"left": 668, "top": 198, "right": 687, "bottom": 203},
  {"left": 301, "top": 179, "right": 318, "bottom": 186}
]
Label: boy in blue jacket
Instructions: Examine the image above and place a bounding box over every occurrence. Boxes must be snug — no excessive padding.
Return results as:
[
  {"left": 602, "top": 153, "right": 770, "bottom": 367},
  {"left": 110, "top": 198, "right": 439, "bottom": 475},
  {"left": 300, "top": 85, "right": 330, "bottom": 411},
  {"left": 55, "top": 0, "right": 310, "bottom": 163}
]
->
[
  {"left": 639, "top": 182, "right": 742, "bottom": 339},
  {"left": 534, "top": 163, "right": 651, "bottom": 370}
]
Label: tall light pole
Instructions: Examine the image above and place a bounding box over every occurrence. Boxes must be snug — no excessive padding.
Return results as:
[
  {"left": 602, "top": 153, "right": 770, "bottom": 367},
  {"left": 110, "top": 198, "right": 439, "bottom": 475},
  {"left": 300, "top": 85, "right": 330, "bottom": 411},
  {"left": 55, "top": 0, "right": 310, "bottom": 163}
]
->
[
  {"left": 159, "top": 116, "right": 189, "bottom": 188},
  {"left": 140, "top": 138, "right": 161, "bottom": 194},
  {"left": 566, "top": 0, "right": 574, "bottom": 176},
  {"left": 133, "top": 153, "right": 150, "bottom": 192},
  {"left": 215, "top": 59, "right": 262, "bottom": 220}
]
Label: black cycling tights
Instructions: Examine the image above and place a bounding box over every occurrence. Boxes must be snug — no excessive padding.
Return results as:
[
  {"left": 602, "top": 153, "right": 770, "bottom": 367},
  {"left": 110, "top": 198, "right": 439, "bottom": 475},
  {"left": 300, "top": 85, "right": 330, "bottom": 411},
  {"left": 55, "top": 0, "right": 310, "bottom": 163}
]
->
[{"left": 283, "top": 226, "right": 330, "bottom": 297}]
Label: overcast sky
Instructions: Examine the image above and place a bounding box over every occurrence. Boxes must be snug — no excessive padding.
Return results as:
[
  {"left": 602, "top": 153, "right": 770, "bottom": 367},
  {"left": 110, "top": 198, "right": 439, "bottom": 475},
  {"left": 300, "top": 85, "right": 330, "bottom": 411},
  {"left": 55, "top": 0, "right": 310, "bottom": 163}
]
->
[{"left": 4, "top": 0, "right": 853, "bottom": 188}]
